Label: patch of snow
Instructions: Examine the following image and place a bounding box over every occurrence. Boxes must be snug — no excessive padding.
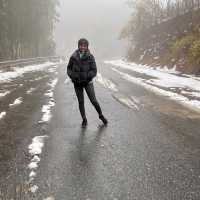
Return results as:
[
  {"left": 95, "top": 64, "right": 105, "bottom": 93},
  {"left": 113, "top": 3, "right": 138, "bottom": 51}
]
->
[
  {"left": 48, "top": 68, "right": 57, "bottom": 73},
  {"left": 0, "top": 112, "right": 6, "bottom": 119},
  {"left": 34, "top": 77, "right": 43, "bottom": 81},
  {"left": 28, "top": 135, "right": 48, "bottom": 156},
  {"left": 105, "top": 60, "right": 200, "bottom": 95},
  {"left": 44, "top": 196, "right": 55, "bottom": 200},
  {"left": 40, "top": 101, "right": 55, "bottom": 122},
  {"left": 48, "top": 78, "right": 58, "bottom": 88},
  {"left": 28, "top": 162, "right": 38, "bottom": 170},
  {"left": 28, "top": 135, "right": 48, "bottom": 184},
  {"left": 45, "top": 90, "right": 53, "bottom": 98},
  {"left": 9, "top": 97, "right": 23, "bottom": 107},
  {"left": 31, "top": 155, "right": 40, "bottom": 162},
  {"left": 0, "top": 91, "right": 10, "bottom": 97},
  {"left": 0, "top": 62, "right": 56, "bottom": 83},
  {"left": 113, "top": 94, "right": 139, "bottom": 110},
  {"left": 39, "top": 78, "right": 57, "bottom": 123},
  {"left": 29, "top": 171, "right": 36, "bottom": 178},
  {"left": 26, "top": 87, "right": 36, "bottom": 94},
  {"left": 29, "top": 185, "right": 39, "bottom": 193},
  {"left": 181, "top": 91, "right": 200, "bottom": 98}
]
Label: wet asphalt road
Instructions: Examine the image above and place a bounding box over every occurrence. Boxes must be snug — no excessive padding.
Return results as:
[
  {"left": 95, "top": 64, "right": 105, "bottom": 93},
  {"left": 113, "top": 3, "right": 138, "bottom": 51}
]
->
[{"left": 0, "top": 61, "right": 200, "bottom": 200}]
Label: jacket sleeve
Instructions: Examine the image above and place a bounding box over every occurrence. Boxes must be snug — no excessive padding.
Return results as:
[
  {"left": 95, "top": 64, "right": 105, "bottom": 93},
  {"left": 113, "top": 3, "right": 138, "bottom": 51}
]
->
[
  {"left": 88, "top": 55, "right": 97, "bottom": 80},
  {"left": 67, "top": 57, "right": 73, "bottom": 79}
]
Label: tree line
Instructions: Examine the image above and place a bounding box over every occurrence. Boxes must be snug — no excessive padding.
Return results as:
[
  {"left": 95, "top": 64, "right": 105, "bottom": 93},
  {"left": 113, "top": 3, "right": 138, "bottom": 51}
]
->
[
  {"left": 121, "top": 0, "right": 200, "bottom": 43},
  {"left": 0, "top": 0, "right": 59, "bottom": 61}
]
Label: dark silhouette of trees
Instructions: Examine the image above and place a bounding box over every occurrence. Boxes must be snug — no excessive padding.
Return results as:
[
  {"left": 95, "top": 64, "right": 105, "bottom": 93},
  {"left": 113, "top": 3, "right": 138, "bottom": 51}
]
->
[{"left": 0, "top": 0, "right": 59, "bottom": 60}]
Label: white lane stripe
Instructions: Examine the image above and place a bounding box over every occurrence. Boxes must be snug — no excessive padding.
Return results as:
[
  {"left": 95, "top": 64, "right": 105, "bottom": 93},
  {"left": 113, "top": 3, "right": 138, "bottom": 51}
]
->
[
  {"left": 96, "top": 73, "right": 118, "bottom": 92},
  {"left": 112, "top": 68, "right": 200, "bottom": 114}
]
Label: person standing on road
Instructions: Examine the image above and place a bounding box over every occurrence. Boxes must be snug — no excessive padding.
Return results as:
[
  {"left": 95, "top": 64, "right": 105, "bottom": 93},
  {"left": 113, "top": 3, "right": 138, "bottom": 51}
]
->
[{"left": 67, "top": 38, "right": 108, "bottom": 127}]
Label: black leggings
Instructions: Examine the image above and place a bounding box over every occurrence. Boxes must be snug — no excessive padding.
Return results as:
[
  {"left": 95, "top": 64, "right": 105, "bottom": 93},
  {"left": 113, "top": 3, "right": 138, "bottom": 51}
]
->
[{"left": 74, "top": 82, "right": 103, "bottom": 119}]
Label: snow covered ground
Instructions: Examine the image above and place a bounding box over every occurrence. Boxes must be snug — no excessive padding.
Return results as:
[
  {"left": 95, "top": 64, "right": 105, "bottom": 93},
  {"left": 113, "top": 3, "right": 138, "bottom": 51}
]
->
[
  {"left": 105, "top": 59, "right": 200, "bottom": 113},
  {"left": 0, "top": 62, "right": 57, "bottom": 83}
]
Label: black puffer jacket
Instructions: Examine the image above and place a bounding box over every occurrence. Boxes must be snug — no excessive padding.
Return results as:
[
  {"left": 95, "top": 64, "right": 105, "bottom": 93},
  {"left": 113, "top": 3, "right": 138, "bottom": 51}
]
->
[{"left": 67, "top": 49, "right": 97, "bottom": 85}]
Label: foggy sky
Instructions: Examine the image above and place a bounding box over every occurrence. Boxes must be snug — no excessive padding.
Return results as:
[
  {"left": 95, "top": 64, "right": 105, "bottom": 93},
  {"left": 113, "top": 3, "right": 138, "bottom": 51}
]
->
[{"left": 55, "top": 0, "right": 131, "bottom": 60}]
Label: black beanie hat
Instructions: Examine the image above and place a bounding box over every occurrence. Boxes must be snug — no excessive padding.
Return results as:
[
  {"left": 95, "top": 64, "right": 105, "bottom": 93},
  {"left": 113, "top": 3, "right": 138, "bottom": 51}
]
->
[{"left": 78, "top": 38, "right": 89, "bottom": 47}]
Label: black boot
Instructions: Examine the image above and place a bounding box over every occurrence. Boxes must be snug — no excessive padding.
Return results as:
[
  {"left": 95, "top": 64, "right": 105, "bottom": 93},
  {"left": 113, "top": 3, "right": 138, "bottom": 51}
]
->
[
  {"left": 99, "top": 115, "right": 108, "bottom": 125},
  {"left": 81, "top": 118, "right": 88, "bottom": 128}
]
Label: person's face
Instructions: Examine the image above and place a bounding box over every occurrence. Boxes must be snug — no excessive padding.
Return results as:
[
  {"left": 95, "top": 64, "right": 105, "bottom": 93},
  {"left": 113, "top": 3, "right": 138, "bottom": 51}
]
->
[{"left": 79, "top": 43, "right": 88, "bottom": 53}]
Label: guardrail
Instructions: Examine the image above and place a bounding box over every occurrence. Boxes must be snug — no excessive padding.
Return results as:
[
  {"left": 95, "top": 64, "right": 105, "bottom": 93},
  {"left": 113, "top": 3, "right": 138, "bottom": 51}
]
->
[{"left": 0, "top": 56, "right": 61, "bottom": 69}]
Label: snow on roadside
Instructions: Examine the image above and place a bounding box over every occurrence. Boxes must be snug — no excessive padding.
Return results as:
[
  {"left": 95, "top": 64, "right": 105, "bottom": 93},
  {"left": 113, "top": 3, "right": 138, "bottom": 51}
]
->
[
  {"left": 0, "top": 62, "right": 57, "bottom": 83},
  {"left": 105, "top": 59, "right": 200, "bottom": 113},
  {"left": 105, "top": 60, "right": 200, "bottom": 92},
  {"left": 112, "top": 68, "right": 200, "bottom": 114},
  {"left": 26, "top": 87, "right": 36, "bottom": 94},
  {"left": 156, "top": 65, "right": 179, "bottom": 74}
]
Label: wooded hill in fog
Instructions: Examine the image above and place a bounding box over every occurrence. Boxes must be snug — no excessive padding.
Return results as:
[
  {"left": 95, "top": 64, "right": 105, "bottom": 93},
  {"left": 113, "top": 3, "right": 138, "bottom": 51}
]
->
[
  {"left": 0, "top": 0, "right": 59, "bottom": 61},
  {"left": 121, "top": 0, "right": 200, "bottom": 74}
]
